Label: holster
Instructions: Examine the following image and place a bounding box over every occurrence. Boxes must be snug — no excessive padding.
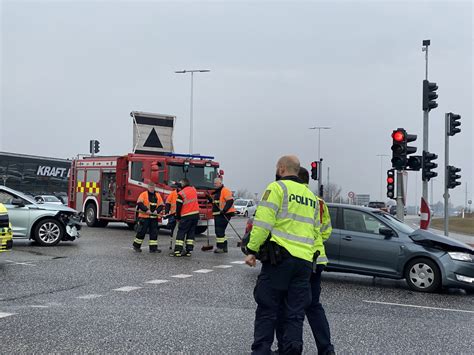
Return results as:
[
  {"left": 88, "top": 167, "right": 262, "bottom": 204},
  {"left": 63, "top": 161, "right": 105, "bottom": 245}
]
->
[
  {"left": 312, "top": 251, "right": 320, "bottom": 273},
  {"left": 259, "top": 239, "right": 286, "bottom": 266}
]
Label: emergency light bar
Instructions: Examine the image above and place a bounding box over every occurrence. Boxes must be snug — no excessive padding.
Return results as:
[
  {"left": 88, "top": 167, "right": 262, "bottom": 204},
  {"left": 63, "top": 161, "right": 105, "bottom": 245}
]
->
[{"left": 164, "top": 153, "right": 215, "bottom": 160}]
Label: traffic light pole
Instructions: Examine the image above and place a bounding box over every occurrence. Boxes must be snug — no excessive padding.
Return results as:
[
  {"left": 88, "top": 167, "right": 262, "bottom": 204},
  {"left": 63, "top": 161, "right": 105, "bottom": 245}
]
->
[
  {"left": 421, "top": 41, "right": 430, "bottom": 229},
  {"left": 444, "top": 113, "right": 449, "bottom": 236},
  {"left": 396, "top": 170, "right": 404, "bottom": 221}
]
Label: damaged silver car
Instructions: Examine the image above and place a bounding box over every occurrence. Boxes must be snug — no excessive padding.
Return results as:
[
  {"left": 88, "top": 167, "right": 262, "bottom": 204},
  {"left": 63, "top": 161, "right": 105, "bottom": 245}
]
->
[{"left": 0, "top": 185, "right": 82, "bottom": 246}]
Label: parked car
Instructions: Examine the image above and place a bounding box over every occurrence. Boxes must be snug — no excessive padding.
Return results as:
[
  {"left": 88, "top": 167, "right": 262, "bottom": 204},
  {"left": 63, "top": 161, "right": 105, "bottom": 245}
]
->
[
  {"left": 0, "top": 203, "right": 13, "bottom": 253},
  {"left": 242, "top": 204, "right": 474, "bottom": 293},
  {"left": 368, "top": 201, "right": 389, "bottom": 212},
  {"left": 34, "top": 195, "right": 64, "bottom": 205},
  {"left": 0, "top": 186, "right": 82, "bottom": 246},
  {"left": 234, "top": 199, "right": 257, "bottom": 217},
  {"left": 389, "top": 205, "right": 407, "bottom": 216}
]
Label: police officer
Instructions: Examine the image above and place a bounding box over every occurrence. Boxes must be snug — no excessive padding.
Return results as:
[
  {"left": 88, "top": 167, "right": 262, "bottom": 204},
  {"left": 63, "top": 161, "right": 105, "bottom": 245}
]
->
[
  {"left": 132, "top": 182, "right": 164, "bottom": 253},
  {"left": 275, "top": 167, "right": 335, "bottom": 355},
  {"left": 171, "top": 178, "right": 200, "bottom": 257},
  {"left": 207, "top": 178, "right": 236, "bottom": 253},
  {"left": 245, "top": 155, "right": 320, "bottom": 355}
]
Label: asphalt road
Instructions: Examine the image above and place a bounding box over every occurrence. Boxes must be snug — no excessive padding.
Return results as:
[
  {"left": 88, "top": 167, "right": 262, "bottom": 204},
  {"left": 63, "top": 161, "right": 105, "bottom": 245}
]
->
[{"left": 1, "top": 218, "right": 473, "bottom": 354}]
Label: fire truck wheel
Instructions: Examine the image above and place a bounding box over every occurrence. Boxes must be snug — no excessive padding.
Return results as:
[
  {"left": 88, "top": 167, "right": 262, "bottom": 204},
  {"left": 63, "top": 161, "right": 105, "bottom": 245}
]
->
[
  {"left": 34, "top": 218, "right": 64, "bottom": 246},
  {"left": 195, "top": 226, "right": 207, "bottom": 235},
  {"left": 85, "top": 203, "right": 100, "bottom": 227}
]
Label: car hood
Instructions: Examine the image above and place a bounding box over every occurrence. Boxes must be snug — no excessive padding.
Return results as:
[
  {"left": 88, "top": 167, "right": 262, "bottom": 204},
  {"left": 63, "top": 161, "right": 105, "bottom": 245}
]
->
[
  {"left": 35, "top": 203, "right": 77, "bottom": 213},
  {"left": 409, "top": 229, "right": 474, "bottom": 254}
]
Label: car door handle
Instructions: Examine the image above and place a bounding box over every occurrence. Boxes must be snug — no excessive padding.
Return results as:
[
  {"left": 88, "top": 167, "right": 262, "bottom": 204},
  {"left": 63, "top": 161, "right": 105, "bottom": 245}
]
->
[{"left": 343, "top": 236, "right": 352, "bottom": 241}]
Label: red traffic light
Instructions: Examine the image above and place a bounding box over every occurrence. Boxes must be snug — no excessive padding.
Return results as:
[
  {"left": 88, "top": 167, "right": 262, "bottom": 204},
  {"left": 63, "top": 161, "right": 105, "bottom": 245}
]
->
[
  {"left": 392, "top": 130, "right": 405, "bottom": 142},
  {"left": 387, "top": 177, "right": 394, "bottom": 184},
  {"left": 311, "top": 162, "right": 317, "bottom": 168}
]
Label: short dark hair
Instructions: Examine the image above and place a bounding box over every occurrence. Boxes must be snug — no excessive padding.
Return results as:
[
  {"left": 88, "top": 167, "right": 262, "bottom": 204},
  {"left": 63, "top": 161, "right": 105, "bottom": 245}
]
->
[
  {"left": 298, "top": 167, "right": 309, "bottom": 185},
  {"left": 180, "top": 178, "right": 190, "bottom": 187}
]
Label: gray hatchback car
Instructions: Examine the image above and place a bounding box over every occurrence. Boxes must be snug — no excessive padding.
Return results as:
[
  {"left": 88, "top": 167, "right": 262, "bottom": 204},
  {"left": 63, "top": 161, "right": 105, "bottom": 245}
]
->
[
  {"left": 325, "top": 204, "right": 474, "bottom": 292},
  {"left": 0, "top": 186, "right": 82, "bottom": 246}
]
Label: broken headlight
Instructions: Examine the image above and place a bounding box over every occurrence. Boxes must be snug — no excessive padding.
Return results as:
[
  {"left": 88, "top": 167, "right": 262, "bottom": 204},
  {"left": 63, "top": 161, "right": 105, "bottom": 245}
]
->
[{"left": 448, "top": 252, "right": 473, "bottom": 262}]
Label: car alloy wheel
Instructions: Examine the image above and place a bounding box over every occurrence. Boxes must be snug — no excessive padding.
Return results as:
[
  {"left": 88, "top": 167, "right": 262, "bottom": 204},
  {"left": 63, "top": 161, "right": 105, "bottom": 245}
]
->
[{"left": 34, "top": 218, "right": 64, "bottom": 246}]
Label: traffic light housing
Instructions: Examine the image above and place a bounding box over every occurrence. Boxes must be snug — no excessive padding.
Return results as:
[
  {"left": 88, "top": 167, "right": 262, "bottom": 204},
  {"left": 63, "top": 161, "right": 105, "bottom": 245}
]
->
[
  {"left": 447, "top": 166, "right": 461, "bottom": 189},
  {"left": 386, "top": 169, "right": 395, "bottom": 200},
  {"left": 422, "top": 151, "right": 438, "bottom": 181},
  {"left": 319, "top": 184, "right": 324, "bottom": 198},
  {"left": 448, "top": 113, "right": 461, "bottom": 136},
  {"left": 407, "top": 155, "right": 422, "bottom": 171},
  {"left": 310, "top": 161, "right": 318, "bottom": 180},
  {"left": 423, "top": 80, "right": 438, "bottom": 111},
  {"left": 94, "top": 140, "right": 100, "bottom": 154},
  {"left": 391, "top": 128, "right": 417, "bottom": 170}
]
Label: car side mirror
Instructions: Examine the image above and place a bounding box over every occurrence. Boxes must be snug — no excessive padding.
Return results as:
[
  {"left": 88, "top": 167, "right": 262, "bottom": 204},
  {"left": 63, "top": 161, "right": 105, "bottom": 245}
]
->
[
  {"left": 11, "top": 198, "right": 25, "bottom": 207},
  {"left": 379, "top": 227, "right": 394, "bottom": 238}
]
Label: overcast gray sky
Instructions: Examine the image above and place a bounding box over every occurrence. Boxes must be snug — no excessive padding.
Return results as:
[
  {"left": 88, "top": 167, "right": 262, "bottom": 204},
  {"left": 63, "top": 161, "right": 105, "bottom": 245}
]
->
[{"left": 1, "top": 0, "right": 473, "bottom": 207}]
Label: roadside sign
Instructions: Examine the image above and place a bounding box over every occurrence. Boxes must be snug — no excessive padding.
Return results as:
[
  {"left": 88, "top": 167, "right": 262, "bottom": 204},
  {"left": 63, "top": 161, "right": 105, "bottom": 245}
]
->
[
  {"left": 348, "top": 191, "right": 355, "bottom": 199},
  {"left": 469, "top": 200, "right": 472, "bottom": 205}
]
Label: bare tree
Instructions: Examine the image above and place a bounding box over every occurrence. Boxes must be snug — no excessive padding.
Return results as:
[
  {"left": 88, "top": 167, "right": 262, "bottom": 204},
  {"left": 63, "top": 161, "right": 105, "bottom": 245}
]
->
[{"left": 235, "top": 188, "right": 255, "bottom": 200}]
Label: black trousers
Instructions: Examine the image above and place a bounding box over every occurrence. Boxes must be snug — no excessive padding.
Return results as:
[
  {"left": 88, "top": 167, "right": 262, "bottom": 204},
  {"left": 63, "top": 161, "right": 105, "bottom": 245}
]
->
[
  {"left": 276, "top": 264, "right": 334, "bottom": 354},
  {"left": 133, "top": 218, "right": 159, "bottom": 251},
  {"left": 174, "top": 214, "right": 199, "bottom": 252},
  {"left": 214, "top": 214, "right": 230, "bottom": 250},
  {"left": 251, "top": 257, "right": 312, "bottom": 355}
]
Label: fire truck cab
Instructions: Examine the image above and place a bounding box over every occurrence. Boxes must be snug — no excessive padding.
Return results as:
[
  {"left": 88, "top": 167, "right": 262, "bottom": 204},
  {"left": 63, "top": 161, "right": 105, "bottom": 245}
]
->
[{"left": 68, "top": 153, "right": 220, "bottom": 234}]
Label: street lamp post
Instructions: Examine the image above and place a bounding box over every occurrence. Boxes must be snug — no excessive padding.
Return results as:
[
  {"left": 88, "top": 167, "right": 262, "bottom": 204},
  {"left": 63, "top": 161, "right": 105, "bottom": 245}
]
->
[
  {"left": 175, "top": 69, "right": 210, "bottom": 154},
  {"left": 309, "top": 126, "right": 331, "bottom": 196},
  {"left": 376, "top": 154, "right": 389, "bottom": 201}
]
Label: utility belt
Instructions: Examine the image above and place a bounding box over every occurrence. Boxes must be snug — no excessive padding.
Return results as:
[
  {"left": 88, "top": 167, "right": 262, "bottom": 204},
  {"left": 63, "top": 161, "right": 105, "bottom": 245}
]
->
[
  {"left": 258, "top": 237, "right": 320, "bottom": 272},
  {"left": 258, "top": 239, "right": 292, "bottom": 265}
]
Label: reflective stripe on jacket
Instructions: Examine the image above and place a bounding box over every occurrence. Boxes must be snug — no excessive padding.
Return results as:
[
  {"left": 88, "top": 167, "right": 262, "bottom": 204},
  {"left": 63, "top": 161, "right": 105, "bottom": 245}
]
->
[
  {"left": 166, "top": 190, "right": 178, "bottom": 214},
  {"left": 314, "top": 197, "right": 332, "bottom": 264},
  {"left": 137, "top": 191, "right": 164, "bottom": 219},
  {"left": 178, "top": 186, "right": 200, "bottom": 217},
  {"left": 213, "top": 186, "right": 236, "bottom": 215}
]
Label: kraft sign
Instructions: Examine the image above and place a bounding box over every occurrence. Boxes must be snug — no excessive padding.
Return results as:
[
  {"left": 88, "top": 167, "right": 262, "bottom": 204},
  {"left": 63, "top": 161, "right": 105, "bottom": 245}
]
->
[{"left": 36, "top": 166, "right": 70, "bottom": 178}]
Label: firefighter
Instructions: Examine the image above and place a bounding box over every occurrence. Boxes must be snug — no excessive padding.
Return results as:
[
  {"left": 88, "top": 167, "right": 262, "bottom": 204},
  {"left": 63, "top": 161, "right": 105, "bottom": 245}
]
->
[
  {"left": 207, "top": 178, "right": 236, "bottom": 253},
  {"left": 164, "top": 182, "right": 180, "bottom": 237},
  {"left": 275, "top": 167, "right": 335, "bottom": 355},
  {"left": 244, "top": 155, "right": 320, "bottom": 355},
  {"left": 132, "top": 182, "right": 164, "bottom": 253},
  {"left": 170, "top": 178, "right": 200, "bottom": 257}
]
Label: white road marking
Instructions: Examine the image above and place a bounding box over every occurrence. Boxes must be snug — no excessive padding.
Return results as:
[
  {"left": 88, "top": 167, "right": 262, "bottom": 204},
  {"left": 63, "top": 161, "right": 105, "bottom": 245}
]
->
[
  {"left": 171, "top": 274, "right": 193, "bottom": 279},
  {"left": 231, "top": 261, "right": 246, "bottom": 264},
  {"left": 363, "top": 300, "right": 474, "bottom": 314},
  {"left": 0, "top": 312, "right": 16, "bottom": 318},
  {"left": 145, "top": 280, "right": 169, "bottom": 284},
  {"left": 214, "top": 265, "right": 233, "bottom": 269},
  {"left": 5, "top": 260, "right": 36, "bottom": 266},
  {"left": 30, "top": 305, "right": 50, "bottom": 308},
  {"left": 113, "top": 286, "right": 142, "bottom": 292},
  {"left": 193, "top": 269, "right": 213, "bottom": 273},
  {"left": 77, "top": 294, "right": 104, "bottom": 300}
]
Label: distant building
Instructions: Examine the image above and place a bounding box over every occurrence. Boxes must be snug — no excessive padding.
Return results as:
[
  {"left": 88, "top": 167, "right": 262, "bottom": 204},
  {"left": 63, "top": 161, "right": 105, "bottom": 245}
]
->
[
  {"left": 355, "top": 194, "right": 370, "bottom": 206},
  {"left": 0, "top": 151, "right": 71, "bottom": 197}
]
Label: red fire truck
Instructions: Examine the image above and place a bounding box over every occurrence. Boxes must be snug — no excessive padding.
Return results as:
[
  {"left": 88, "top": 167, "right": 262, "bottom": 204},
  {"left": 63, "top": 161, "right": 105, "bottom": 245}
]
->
[{"left": 67, "top": 153, "right": 221, "bottom": 234}]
